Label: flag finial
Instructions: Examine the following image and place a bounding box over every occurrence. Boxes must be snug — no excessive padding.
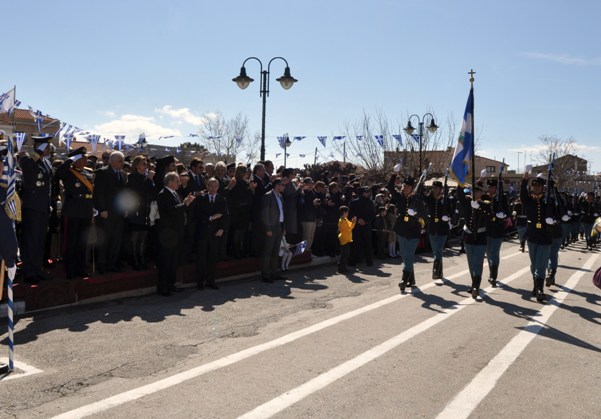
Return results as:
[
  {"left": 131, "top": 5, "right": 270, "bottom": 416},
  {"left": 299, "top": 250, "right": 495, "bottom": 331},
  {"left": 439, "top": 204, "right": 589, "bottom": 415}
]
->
[{"left": 469, "top": 69, "right": 476, "bottom": 85}]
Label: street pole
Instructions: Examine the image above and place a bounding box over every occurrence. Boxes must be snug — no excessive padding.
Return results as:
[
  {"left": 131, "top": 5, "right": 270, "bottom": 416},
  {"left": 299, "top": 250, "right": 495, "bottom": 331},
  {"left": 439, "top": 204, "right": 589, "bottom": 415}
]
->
[
  {"left": 260, "top": 70, "right": 268, "bottom": 161},
  {"left": 418, "top": 121, "right": 424, "bottom": 174},
  {"left": 314, "top": 147, "right": 318, "bottom": 166}
]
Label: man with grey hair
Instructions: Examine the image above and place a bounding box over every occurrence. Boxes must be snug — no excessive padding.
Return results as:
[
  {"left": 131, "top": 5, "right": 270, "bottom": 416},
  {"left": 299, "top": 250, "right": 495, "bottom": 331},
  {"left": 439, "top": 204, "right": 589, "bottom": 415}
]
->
[
  {"left": 156, "top": 171, "right": 195, "bottom": 296},
  {"left": 93, "top": 150, "right": 127, "bottom": 274}
]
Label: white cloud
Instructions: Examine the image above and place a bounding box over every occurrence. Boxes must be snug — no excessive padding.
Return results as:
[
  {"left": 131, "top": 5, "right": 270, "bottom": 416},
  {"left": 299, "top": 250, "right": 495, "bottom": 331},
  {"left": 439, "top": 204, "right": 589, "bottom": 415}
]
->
[
  {"left": 522, "top": 52, "right": 601, "bottom": 66},
  {"left": 155, "top": 105, "right": 208, "bottom": 126},
  {"left": 99, "top": 110, "right": 116, "bottom": 117},
  {"left": 94, "top": 114, "right": 181, "bottom": 141}
]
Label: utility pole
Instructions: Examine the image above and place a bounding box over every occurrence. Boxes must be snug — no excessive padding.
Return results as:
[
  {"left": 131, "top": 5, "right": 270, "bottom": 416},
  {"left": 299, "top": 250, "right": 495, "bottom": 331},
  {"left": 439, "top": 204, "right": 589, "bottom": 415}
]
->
[{"left": 314, "top": 147, "right": 318, "bottom": 166}]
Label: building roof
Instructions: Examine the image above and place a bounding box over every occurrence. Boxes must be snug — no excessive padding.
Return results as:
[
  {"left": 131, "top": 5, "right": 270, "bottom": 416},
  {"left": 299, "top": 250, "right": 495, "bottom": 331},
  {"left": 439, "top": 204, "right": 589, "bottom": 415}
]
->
[{"left": 0, "top": 108, "right": 59, "bottom": 126}]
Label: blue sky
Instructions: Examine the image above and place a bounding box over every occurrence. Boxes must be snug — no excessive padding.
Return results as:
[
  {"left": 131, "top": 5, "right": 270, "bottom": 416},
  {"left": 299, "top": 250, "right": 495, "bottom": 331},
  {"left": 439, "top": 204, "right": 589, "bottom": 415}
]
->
[{"left": 2, "top": 0, "right": 600, "bottom": 172}]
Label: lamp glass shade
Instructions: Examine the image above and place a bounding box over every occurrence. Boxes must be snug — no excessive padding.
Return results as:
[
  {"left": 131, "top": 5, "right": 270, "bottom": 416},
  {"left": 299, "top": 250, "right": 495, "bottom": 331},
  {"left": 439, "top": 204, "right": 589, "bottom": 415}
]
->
[
  {"left": 276, "top": 67, "right": 298, "bottom": 90},
  {"left": 232, "top": 67, "right": 254, "bottom": 90},
  {"left": 427, "top": 119, "right": 439, "bottom": 134},
  {"left": 403, "top": 122, "right": 415, "bottom": 135}
]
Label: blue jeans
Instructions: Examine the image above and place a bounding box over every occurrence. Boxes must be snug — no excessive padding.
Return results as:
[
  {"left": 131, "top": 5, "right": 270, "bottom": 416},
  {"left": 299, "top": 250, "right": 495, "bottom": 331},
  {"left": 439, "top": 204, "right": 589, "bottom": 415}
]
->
[
  {"left": 486, "top": 237, "right": 502, "bottom": 267},
  {"left": 429, "top": 234, "right": 446, "bottom": 261},
  {"left": 561, "top": 224, "right": 570, "bottom": 242},
  {"left": 583, "top": 223, "right": 593, "bottom": 242},
  {"left": 527, "top": 241, "right": 550, "bottom": 280},
  {"left": 397, "top": 235, "right": 419, "bottom": 273},
  {"left": 517, "top": 226, "right": 527, "bottom": 243},
  {"left": 548, "top": 237, "right": 562, "bottom": 270},
  {"left": 465, "top": 243, "right": 486, "bottom": 277}
]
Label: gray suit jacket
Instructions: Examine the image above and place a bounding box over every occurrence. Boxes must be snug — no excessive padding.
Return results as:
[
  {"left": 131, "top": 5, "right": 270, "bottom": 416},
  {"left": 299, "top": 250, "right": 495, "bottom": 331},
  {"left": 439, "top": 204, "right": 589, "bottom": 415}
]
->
[{"left": 261, "top": 190, "right": 283, "bottom": 231}]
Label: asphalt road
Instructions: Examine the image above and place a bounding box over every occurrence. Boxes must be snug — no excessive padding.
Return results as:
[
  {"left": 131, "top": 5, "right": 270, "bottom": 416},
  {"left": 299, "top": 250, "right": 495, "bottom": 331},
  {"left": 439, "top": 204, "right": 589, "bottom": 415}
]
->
[{"left": 1, "top": 238, "right": 600, "bottom": 419}]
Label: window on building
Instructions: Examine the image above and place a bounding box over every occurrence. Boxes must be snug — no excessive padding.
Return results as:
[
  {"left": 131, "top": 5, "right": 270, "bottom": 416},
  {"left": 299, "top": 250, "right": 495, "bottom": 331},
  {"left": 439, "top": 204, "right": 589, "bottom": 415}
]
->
[{"left": 486, "top": 165, "right": 496, "bottom": 173}]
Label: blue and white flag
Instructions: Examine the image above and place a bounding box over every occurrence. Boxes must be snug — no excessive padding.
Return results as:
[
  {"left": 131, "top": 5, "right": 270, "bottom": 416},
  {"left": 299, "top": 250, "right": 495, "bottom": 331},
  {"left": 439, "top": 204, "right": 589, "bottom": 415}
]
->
[
  {"left": 293, "top": 136, "right": 305, "bottom": 142},
  {"left": 392, "top": 134, "right": 403, "bottom": 145},
  {"left": 14, "top": 132, "right": 26, "bottom": 152},
  {"left": 375, "top": 135, "right": 385, "bottom": 148},
  {"left": 235, "top": 137, "right": 243, "bottom": 145},
  {"left": 299, "top": 154, "right": 306, "bottom": 158},
  {"left": 138, "top": 132, "right": 147, "bottom": 151},
  {"left": 317, "top": 136, "right": 327, "bottom": 147},
  {"left": 356, "top": 135, "right": 364, "bottom": 141},
  {"left": 276, "top": 153, "right": 282, "bottom": 158},
  {"left": 189, "top": 133, "right": 199, "bottom": 137},
  {"left": 54, "top": 122, "right": 67, "bottom": 140},
  {"left": 450, "top": 87, "right": 474, "bottom": 186},
  {"left": 0, "top": 88, "right": 16, "bottom": 115},
  {"left": 277, "top": 135, "right": 288, "bottom": 149},
  {"left": 88, "top": 134, "right": 100, "bottom": 152},
  {"left": 28, "top": 107, "right": 44, "bottom": 133},
  {"left": 411, "top": 133, "right": 420, "bottom": 143},
  {"left": 293, "top": 240, "right": 307, "bottom": 256},
  {"left": 63, "top": 130, "right": 74, "bottom": 150},
  {"left": 114, "top": 135, "right": 126, "bottom": 151},
  {"left": 333, "top": 136, "right": 345, "bottom": 141},
  {"left": 2, "top": 136, "right": 19, "bottom": 221}
]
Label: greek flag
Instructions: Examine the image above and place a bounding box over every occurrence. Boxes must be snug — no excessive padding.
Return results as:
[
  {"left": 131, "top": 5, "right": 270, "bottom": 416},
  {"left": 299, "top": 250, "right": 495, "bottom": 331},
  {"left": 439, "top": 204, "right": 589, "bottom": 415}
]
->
[
  {"left": 333, "top": 136, "right": 345, "bottom": 141},
  {"left": 63, "top": 131, "right": 74, "bottom": 150},
  {"left": 235, "top": 137, "right": 243, "bottom": 145},
  {"left": 277, "top": 136, "right": 288, "bottom": 149},
  {"left": 293, "top": 240, "right": 307, "bottom": 256},
  {"left": 2, "top": 137, "right": 19, "bottom": 221},
  {"left": 356, "top": 135, "right": 364, "bottom": 141},
  {"left": 88, "top": 134, "right": 100, "bottom": 152},
  {"left": 114, "top": 135, "right": 126, "bottom": 151},
  {"left": 14, "top": 132, "right": 27, "bottom": 152},
  {"left": 299, "top": 154, "right": 306, "bottom": 158},
  {"left": 28, "top": 107, "right": 44, "bottom": 133},
  {"left": 276, "top": 153, "right": 282, "bottom": 158},
  {"left": 0, "top": 87, "right": 16, "bottom": 115},
  {"left": 317, "top": 136, "right": 327, "bottom": 147},
  {"left": 293, "top": 136, "right": 305, "bottom": 141},
  {"left": 450, "top": 87, "right": 474, "bottom": 185},
  {"left": 411, "top": 133, "right": 420, "bottom": 143},
  {"left": 392, "top": 134, "right": 403, "bottom": 145},
  {"left": 375, "top": 135, "right": 384, "bottom": 147},
  {"left": 189, "top": 133, "right": 199, "bottom": 137}
]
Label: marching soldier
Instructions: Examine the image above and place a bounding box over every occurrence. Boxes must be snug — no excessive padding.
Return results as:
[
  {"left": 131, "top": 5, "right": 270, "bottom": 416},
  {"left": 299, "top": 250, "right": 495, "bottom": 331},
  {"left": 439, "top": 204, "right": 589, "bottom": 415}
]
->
[
  {"left": 20, "top": 135, "right": 54, "bottom": 284},
  {"left": 54, "top": 147, "right": 95, "bottom": 279},
  {"left": 520, "top": 172, "right": 556, "bottom": 302},
  {"left": 424, "top": 180, "right": 450, "bottom": 279},
  {"left": 482, "top": 178, "right": 509, "bottom": 287},
  {"left": 457, "top": 183, "right": 491, "bottom": 299},
  {"left": 511, "top": 198, "right": 528, "bottom": 252}
]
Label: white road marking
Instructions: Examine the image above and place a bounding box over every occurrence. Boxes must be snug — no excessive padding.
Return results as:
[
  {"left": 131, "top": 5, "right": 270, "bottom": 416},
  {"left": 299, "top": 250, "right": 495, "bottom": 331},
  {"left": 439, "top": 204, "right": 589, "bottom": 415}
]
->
[
  {"left": 237, "top": 265, "right": 532, "bottom": 419},
  {"left": 52, "top": 251, "right": 522, "bottom": 418},
  {"left": 0, "top": 358, "right": 44, "bottom": 381},
  {"left": 436, "top": 253, "right": 599, "bottom": 419}
]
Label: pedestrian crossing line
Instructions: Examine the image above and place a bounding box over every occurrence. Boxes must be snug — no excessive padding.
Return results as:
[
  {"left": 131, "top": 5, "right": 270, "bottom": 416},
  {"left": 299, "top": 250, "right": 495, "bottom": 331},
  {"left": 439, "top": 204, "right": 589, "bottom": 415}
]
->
[
  {"left": 236, "top": 265, "right": 532, "bottom": 419},
  {"left": 0, "top": 358, "right": 43, "bottom": 381},
  {"left": 52, "top": 251, "right": 522, "bottom": 418},
  {"left": 436, "top": 252, "right": 599, "bottom": 419}
]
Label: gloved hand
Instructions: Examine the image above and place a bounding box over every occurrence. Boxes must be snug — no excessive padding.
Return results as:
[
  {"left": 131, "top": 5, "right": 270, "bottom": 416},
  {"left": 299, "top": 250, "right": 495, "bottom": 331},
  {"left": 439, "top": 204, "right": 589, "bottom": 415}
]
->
[
  {"left": 442, "top": 215, "right": 449, "bottom": 222},
  {"left": 407, "top": 208, "right": 417, "bottom": 217},
  {"left": 545, "top": 217, "right": 555, "bottom": 225},
  {"left": 567, "top": 211, "right": 573, "bottom": 216},
  {"left": 471, "top": 200, "right": 480, "bottom": 209},
  {"left": 595, "top": 213, "right": 599, "bottom": 217},
  {"left": 561, "top": 215, "right": 570, "bottom": 222},
  {"left": 495, "top": 212, "right": 506, "bottom": 219},
  {"left": 512, "top": 211, "right": 517, "bottom": 216}
]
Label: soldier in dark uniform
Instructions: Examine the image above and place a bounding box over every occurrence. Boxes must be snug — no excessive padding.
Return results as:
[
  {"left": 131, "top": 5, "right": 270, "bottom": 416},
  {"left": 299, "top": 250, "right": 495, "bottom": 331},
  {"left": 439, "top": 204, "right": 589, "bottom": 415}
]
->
[
  {"left": 511, "top": 198, "right": 528, "bottom": 252},
  {"left": 0, "top": 146, "right": 18, "bottom": 285},
  {"left": 390, "top": 177, "right": 425, "bottom": 291},
  {"left": 93, "top": 151, "right": 127, "bottom": 273},
  {"left": 19, "top": 135, "right": 54, "bottom": 283},
  {"left": 457, "top": 183, "right": 491, "bottom": 299},
  {"left": 424, "top": 180, "right": 450, "bottom": 279},
  {"left": 520, "top": 173, "right": 556, "bottom": 302},
  {"left": 570, "top": 194, "right": 581, "bottom": 244},
  {"left": 347, "top": 186, "right": 375, "bottom": 268},
  {"left": 547, "top": 180, "right": 567, "bottom": 287},
  {"left": 54, "top": 147, "right": 95, "bottom": 279},
  {"left": 482, "top": 178, "right": 509, "bottom": 287}
]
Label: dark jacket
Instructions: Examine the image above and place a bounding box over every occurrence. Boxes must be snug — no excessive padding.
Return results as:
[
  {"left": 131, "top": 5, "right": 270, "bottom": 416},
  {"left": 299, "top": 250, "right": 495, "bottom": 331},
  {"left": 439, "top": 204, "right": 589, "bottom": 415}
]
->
[
  {"left": 54, "top": 160, "right": 94, "bottom": 219},
  {"left": 227, "top": 178, "right": 254, "bottom": 229},
  {"left": 195, "top": 193, "right": 229, "bottom": 240},
  {"left": 520, "top": 179, "right": 553, "bottom": 245},
  {"left": 125, "top": 172, "right": 155, "bottom": 227},
  {"left": 20, "top": 152, "right": 52, "bottom": 213},
  {"left": 157, "top": 187, "right": 187, "bottom": 246},
  {"left": 93, "top": 165, "right": 127, "bottom": 217},
  {"left": 261, "top": 190, "right": 284, "bottom": 231}
]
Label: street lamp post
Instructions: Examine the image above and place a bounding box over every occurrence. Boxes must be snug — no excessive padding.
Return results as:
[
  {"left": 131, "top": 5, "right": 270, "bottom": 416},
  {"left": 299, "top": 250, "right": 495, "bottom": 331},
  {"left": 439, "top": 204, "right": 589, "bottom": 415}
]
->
[
  {"left": 233, "top": 57, "right": 298, "bottom": 161},
  {"left": 403, "top": 113, "right": 438, "bottom": 174},
  {"left": 283, "top": 134, "right": 292, "bottom": 168}
]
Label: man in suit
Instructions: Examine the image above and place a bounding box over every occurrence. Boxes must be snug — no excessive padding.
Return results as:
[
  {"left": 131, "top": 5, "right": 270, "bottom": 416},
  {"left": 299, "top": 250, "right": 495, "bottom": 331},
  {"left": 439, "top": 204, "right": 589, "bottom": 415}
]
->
[
  {"left": 93, "top": 151, "right": 127, "bottom": 273},
  {"left": 20, "top": 135, "right": 54, "bottom": 284},
  {"left": 54, "top": 147, "right": 95, "bottom": 279},
  {"left": 260, "top": 178, "right": 286, "bottom": 283},
  {"left": 251, "top": 163, "right": 270, "bottom": 256},
  {"left": 181, "top": 158, "right": 206, "bottom": 261},
  {"left": 156, "top": 171, "right": 195, "bottom": 296},
  {"left": 195, "top": 177, "right": 229, "bottom": 290}
]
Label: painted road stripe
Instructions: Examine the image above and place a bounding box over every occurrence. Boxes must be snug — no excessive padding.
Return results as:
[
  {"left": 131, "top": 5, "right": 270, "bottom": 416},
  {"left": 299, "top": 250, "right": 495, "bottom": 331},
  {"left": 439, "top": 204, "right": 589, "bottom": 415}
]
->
[
  {"left": 0, "top": 358, "right": 43, "bottom": 381},
  {"left": 52, "top": 251, "right": 521, "bottom": 418},
  {"left": 237, "top": 265, "right": 532, "bottom": 419},
  {"left": 436, "top": 253, "right": 599, "bottom": 419}
]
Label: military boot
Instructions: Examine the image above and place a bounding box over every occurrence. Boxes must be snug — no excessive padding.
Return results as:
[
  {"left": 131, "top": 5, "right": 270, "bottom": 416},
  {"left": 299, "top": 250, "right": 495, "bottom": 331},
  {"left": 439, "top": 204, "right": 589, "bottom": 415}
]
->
[
  {"left": 535, "top": 277, "right": 546, "bottom": 302},
  {"left": 399, "top": 270, "right": 410, "bottom": 292},
  {"left": 409, "top": 271, "right": 417, "bottom": 288},
  {"left": 437, "top": 259, "right": 444, "bottom": 279},
  {"left": 545, "top": 269, "right": 556, "bottom": 287},
  {"left": 487, "top": 264, "right": 499, "bottom": 288},
  {"left": 472, "top": 275, "right": 482, "bottom": 299}
]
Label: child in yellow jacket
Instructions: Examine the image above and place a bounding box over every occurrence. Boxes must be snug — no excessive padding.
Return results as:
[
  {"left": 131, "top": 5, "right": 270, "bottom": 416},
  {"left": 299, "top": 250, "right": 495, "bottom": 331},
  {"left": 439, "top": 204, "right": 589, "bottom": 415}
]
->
[{"left": 338, "top": 206, "right": 357, "bottom": 273}]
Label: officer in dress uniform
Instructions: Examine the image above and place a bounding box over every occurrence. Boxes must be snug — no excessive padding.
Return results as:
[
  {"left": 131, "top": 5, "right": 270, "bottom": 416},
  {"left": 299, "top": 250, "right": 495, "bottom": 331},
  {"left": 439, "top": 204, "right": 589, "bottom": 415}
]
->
[
  {"left": 0, "top": 146, "right": 18, "bottom": 284},
  {"left": 482, "top": 178, "right": 509, "bottom": 288},
  {"left": 54, "top": 147, "right": 95, "bottom": 279},
  {"left": 20, "top": 135, "right": 54, "bottom": 284},
  {"left": 457, "top": 183, "right": 491, "bottom": 299},
  {"left": 424, "top": 180, "right": 451, "bottom": 280},
  {"left": 520, "top": 172, "right": 556, "bottom": 302}
]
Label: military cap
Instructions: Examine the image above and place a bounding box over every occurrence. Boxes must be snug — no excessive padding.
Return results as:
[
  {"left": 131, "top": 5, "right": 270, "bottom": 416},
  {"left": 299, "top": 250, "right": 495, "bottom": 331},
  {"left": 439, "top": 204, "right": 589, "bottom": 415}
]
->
[
  {"left": 403, "top": 177, "right": 415, "bottom": 186},
  {"left": 432, "top": 180, "right": 443, "bottom": 188},
  {"left": 226, "top": 162, "right": 236, "bottom": 170},
  {"left": 282, "top": 168, "right": 294, "bottom": 178},
  {"left": 531, "top": 178, "right": 546, "bottom": 186},
  {"left": 486, "top": 179, "right": 498, "bottom": 187},
  {"left": 31, "top": 133, "right": 53, "bottom": 152},
  {"left": 302, "top": 177, "right": 314, "bottom": 184},
  {"left": 68, "top": 146, "right": 87, "bottom": 161},
  {"left": 358, "top": 186, "right": 370, "bottom": 193},
  {"left": 156, "top": 155, "right": 175, "bottom": 166}
]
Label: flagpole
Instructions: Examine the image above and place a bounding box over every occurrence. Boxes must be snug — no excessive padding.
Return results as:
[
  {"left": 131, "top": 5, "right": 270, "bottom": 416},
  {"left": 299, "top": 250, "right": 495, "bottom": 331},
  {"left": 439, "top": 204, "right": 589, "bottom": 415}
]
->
[
  {"left": 314, "top": 147, "right": 318, "bottom": 166},
  {"left": 469, "top": 69, "right": 476, "bottom": 188},
  {"left": 12, "top": 85, "right": 16, "bottom": 135}
]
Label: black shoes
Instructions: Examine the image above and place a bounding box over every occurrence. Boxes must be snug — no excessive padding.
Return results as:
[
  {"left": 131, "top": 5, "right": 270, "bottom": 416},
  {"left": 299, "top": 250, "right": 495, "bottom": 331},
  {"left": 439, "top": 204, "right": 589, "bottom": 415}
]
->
[{"left": 207, "top": 284, "right": 219, "bottom": 290}]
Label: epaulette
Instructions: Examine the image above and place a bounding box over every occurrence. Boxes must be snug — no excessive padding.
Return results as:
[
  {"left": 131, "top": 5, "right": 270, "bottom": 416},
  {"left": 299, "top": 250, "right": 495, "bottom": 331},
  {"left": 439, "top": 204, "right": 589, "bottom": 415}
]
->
[
  {"left": 482, "top": 199, "right": 491, "bottom": 205},
  {"left": 32, "top": 153, "right": 40, "bottom": 162},
  {"left": 83, "top": 167, "right": 93, "bottom": 173}
]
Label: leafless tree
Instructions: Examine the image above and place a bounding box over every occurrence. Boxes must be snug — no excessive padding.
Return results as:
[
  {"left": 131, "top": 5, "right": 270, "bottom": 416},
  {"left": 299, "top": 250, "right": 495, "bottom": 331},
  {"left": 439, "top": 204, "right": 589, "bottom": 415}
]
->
[
  {"left": 536, "top": 135, "right": 578, "bottom": 188},
  {"left": 200, "top": 111, "right": 251, "bottom": 163}
]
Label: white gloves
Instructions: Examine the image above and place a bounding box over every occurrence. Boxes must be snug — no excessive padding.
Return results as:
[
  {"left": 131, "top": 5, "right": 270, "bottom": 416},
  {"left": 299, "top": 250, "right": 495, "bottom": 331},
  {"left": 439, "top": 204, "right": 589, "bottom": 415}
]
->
[
  {"left": 567, "top": 211, "right": 573, "bottom": 216},
  {"left": 442, "top": 215, "right": 449, "bottom": 222},
  {"left": 545, "top": 217, "right": 555, "bottom": 225},
  {"left": 471, "top": 200, "right": 480, "bottom": 209},
  {"left": 495, "top": 212, "right": 506, "bottom": 219},
  {"left": 561, "top": 215, "right": 570, "bottom": 222},
  {"left": 407, "top": 208, "right": 417, "bottom": 217},
  {"left": 595, "top": 213, "right": 599, "bottom": 217},
  {"left": 512, "top": 211, "right": 517, "bottom": 216}
]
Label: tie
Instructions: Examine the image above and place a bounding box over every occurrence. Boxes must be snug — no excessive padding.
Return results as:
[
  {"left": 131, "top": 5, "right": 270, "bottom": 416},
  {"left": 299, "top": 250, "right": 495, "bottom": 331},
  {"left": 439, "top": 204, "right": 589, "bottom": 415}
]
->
[
  {"left": 194, "top": 175, "right": 200, "bottom": 187},
  {"left": 210, "top": 195, "right": 214, "bottom": 204},
  {"left": 172, "top": 191, "right": 181, "bottom": 204}
]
